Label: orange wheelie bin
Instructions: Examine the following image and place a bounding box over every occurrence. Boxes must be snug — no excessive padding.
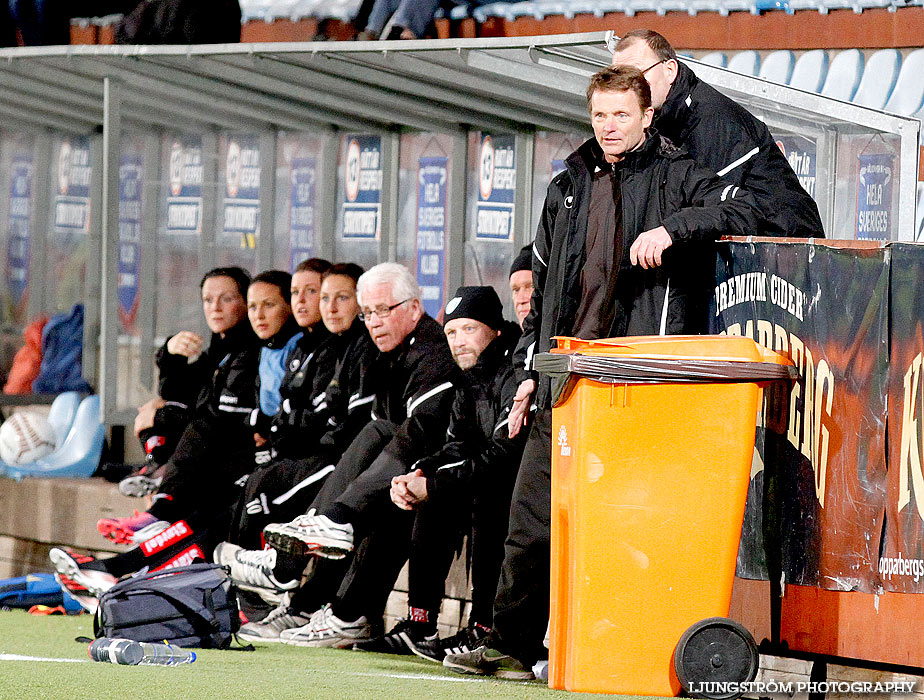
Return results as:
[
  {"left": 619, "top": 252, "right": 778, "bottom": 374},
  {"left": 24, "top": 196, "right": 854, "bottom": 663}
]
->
[{"left": 534, "top": 335, "right": 796, "bottom": 697}]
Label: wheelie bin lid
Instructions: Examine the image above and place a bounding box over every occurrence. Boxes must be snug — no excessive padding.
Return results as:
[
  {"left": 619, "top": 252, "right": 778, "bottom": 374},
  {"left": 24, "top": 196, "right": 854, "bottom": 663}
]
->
[{"left": 534, "top": 335, "right": 797, "bottom": 406}]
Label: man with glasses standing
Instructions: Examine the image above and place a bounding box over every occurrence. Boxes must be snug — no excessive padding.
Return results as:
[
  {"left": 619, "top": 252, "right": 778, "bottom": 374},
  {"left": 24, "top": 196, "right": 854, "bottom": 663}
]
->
[
  {"left": 611, "top": 29, "right": 824, "bottom": 238},
  {"left": 236, "top": 262, "right": 460, "bottom": 643}
]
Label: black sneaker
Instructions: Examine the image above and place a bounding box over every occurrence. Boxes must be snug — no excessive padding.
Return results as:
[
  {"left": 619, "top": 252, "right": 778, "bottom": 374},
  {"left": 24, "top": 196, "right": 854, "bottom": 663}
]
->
[
  {"left": 412, "top": 624, "right": 489, "bottom": 663},
  {"left": 352, "top": 619, "right": 436, "bottom": 655}
]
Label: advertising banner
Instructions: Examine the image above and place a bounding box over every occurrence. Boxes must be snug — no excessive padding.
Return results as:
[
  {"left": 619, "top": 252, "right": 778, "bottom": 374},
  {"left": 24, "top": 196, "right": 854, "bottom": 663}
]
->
[
  {"left": 118, "top": 151, "right": 144, "bottom": 328},
  {"left": 288, "top": 157, "right": 316, "bottom": 270},
  {"left": 883, "top": 244, "right": 924, "bottom": 592},
  {"left": 222, "top": 135, "right": 261, "bottom": 250},
  {"left": 475, "top": 134, "right": 515, "bottom": 240},
  {"left": 54, "top": 136, "right": 91, "bottom": 235},
  {"left": 7, "top": 150, "right": 33, "bottom": 311},
  {"left": 711, "top": 241, "right": 889, "bottom": 593},
  {"left": 416, "top": 156, "right": 448, "bottom": 318},
  {"left": 856, "top": 152, "right": 894, "bottom": 241},
  {"left": 166, "top": 136, "right": 204, "bottom": 235},
  {"left": 775, "top": 134, "right": 817, "bottom": 201},
  {"left": 342, "top": 135, "right": 381, "bottom": 239}
]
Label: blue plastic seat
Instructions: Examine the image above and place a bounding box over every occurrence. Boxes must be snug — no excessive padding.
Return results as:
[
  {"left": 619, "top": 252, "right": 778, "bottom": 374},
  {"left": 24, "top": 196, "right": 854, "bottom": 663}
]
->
[
  {"left": 755, "top": 0, "right": 793, "bottom": 13},
  {"left": 789, "top": 49, "right": 829, "bottom": 92},
  {"left": 820, "top": 49, "right": 864, "bottom": 101},
  {"left": 727, "top": 50, "right": 760, "bottom": 75},
  {"left": 46, "top": 391, "right": 82, "bottom": 446},
  {"left": 1, "top": 395, "right": 104, "bottom": 481},
  {"left": 758, "top": 49, "right": 795, "bottom": 84},
  {"left": 883, "top": 48, "right": 924, "bottom": 116},
  {"left": 852, "top": 49, "right": 901, "bottom": 110},
  {"left": 699, "top": 51, "right": 728, "bottom": 67}
]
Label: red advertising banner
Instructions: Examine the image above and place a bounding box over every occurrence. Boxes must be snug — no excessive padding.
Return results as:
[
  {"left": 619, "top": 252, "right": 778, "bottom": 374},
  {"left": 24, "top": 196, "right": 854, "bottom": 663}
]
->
[{"left": 711, "top": 240, "right": 889, "bottom": 593}]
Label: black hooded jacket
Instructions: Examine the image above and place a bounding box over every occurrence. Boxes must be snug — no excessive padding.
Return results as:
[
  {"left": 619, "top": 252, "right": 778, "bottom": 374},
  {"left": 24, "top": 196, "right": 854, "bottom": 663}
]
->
[
  {"left": 656, "top": 62, "right": 824, "bottom": 238},
  {"left": 362, "top": 313, "right": 461, "bottom": 465},
  {"left": 414, "top": 321, "right": 526, "bottom": 501},
  {"left": 513, "top": 131, "right": 762, "bottom": 401}
]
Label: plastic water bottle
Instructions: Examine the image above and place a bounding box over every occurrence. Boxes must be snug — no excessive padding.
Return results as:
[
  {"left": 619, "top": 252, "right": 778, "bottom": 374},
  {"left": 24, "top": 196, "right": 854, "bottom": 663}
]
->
[{"left": 88, "top": 638, "right": 197, "bottom": 666}]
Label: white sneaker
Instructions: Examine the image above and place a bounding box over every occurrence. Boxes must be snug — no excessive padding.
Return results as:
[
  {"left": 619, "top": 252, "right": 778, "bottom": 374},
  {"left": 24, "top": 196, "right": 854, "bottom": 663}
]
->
[
  {"left": 237, "top": 603, "right": 314, "bottom": 643},
  {"left": 264, "top": 514, "right": 354, "bottom": 560},
  {"left": 280, "top": 604, "right": 372, "bottom": 648},
  {"left": 48, "top": 547, "right": 118, "bottom": 599},
  {"left": 213, "top": 542, "right": 299, "bottom": 604}
]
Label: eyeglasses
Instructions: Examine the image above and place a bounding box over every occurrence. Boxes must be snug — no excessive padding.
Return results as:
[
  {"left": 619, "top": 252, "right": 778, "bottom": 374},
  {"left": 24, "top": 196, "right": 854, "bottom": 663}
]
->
[
  {"left": 358, "top": 299, "right": 409, "bottom": 322},
  {"left": 641, "top": 59, "right": 666, "bottom": 75}
]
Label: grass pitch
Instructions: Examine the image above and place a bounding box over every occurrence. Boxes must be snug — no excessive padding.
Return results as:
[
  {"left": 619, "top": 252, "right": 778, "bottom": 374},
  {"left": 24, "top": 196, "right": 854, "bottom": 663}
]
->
[{"left": 0, "top": 610, "right": 646, "bottom": 700}]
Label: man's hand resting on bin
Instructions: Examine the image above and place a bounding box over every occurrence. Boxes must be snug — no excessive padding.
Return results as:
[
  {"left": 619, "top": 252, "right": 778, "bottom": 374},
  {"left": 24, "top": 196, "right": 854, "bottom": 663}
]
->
[{"left": 508, "top": 378, "right": 536, "bottom": 438}]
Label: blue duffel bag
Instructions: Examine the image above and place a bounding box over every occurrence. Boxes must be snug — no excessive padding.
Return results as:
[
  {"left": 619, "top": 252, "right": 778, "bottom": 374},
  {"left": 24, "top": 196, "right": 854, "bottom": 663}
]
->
[{"left": 94, "top": 563, "right": 240, "bottom": 648}]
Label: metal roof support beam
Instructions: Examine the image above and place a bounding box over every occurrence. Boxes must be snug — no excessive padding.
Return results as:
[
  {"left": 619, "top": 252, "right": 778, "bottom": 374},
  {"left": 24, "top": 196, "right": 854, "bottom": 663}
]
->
[
  {"left": 99, "top": 76, "right": 122, "bottom": 422},
  {"left": 74, "top": 61, "right": 318, "bottom": 133},
  {"left": 27, "top": 132, "right": 53, "bottom": 318},
  {"left": 106, "top": 59, "right": 341, "bottom": 133},
  {"left": 261, "top": 54, "right": 527, "bottom": 134},
  {"left": 367, "top": 51, "right": 588, "bottom": 124},
  {"left": 446, "top": 130, "right": 467, "bottom": 295},
  {"left": 0, "top": 92, "right": 98, "bottom": 131},
  {"left": 316, "top": 132, "right": 339, "bottom": 262},
  {"left": 199, "top": 131, "right": 219, "bottom": 274},
  {"left": 461, "top": 50, "right": 586, "bottom": 97},
  {"left": 256, "top": 131, "right": 277, "bottom": 271},
  {"left": 286, "top": 52, "right": 585, "bottom": 135},
  {"left": 138, "top": 131, "right": 162, "bottom": 390},
  {"left": 84, "top": 132, "right": 105, "bottom": 391},
  {"left": 205, "top": 55, "right": 456, "bottom": 133},
  {"left": 0, "top": 106, "right": 88, "bottom": 134},
  {"left": 380, "top": 131, "right": 400, "bottom": 263},
  {"left": 514, "top": 131, "right": 535, "bottom": 248}
]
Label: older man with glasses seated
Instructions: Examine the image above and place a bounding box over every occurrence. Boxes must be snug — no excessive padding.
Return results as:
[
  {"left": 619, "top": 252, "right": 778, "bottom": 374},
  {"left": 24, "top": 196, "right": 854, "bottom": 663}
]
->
[{"left": 235, "top": 262, "right": 461, "bottom": 644}]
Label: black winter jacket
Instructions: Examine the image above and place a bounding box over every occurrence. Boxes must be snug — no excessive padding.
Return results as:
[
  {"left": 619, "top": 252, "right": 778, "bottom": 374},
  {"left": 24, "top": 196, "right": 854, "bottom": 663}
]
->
[
  {"left": 363, "top": 314, "right": 461, "bottom": 465},
  {"left": 656, "top": 62, "right": 824, "bottom": 238},
  {"left": 317, "top": 321, "right": 380, "bottom": 455},
  {"left": 514, "top": 132, "right": 762, "bottom": 399},
  {"left": 414, "top": 322, "right": 526, "bottom": 502},
  {"left": 267, "top": 323, "right": 332, "bottom": 457},
  {"left": 143, "top": 321, "right": 255, "bottom": 463},
  {"left": 192, "top": 322, "right": 261, "bottom": 449}
]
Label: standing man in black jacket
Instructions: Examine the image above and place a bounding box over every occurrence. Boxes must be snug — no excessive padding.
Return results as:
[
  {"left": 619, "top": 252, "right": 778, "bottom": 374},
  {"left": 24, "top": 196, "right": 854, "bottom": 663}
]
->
[
  {"left": 611, "top": 29, "right": 824, "bottom": 238},
  {"left": 445, "top": 66, "right": 762, "bottom": 680}
]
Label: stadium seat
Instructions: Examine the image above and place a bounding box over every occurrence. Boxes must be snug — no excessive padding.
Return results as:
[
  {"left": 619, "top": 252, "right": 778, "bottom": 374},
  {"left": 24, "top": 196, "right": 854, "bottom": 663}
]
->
[
  {"left": 727, "top": 50, "right": 760, "bottom": 75},
  {"left": 314, "top": 0, "right": 363, "bottom": 21},
  {"left": 473, "top": 3, "right": 517, "bottom": 21},
  {"left": 883, "top": 49, "right": 924, "bottom": 116},
  {"left": 758, "top": 50, "right": 795, "bottom": 84},
  {"left": 0, "top": 395, "right": 104, "bottom": 481},
  {"left": 852, "top": 49, "right": 901, "bottom": 110},
  {"left": 699, "top": 51, "right": 728, "bottom": 67},
  {"left": 789, "top": 49, "right": 828, "bottom": 92},
  {"left": 46, "top": 391, "right": 82, "bottom": 447},
  {"left": 820, "top": 49, "right": 864, "bottom": 101},
  {"left": 755, "top": 0, "right": 792, "bottom": 13}
]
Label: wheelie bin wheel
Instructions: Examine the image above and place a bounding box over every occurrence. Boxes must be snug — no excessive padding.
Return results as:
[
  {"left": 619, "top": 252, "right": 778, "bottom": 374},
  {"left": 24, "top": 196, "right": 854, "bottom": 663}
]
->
[{"left": 674, "top": 617, "right": 759, "bottom": 700}]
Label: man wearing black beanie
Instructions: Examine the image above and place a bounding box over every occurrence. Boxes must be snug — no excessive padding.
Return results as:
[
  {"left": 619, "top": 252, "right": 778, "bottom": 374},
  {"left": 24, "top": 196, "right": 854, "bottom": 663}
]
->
[
  {"left": 347, "top": 285, "right": 526, "bottom": 657},
  {"left": 508, "top": 245, "right": 534, "bottom": 330}
]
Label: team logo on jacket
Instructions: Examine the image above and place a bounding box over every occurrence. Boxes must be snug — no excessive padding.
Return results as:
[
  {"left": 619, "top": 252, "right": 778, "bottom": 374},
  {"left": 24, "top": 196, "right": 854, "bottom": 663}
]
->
[
  {"left": 141, "top": 521, "right": 192, "bottom": 556},
  {"left": 564, "top": 195, "right": 574, "bottom": 209}
]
